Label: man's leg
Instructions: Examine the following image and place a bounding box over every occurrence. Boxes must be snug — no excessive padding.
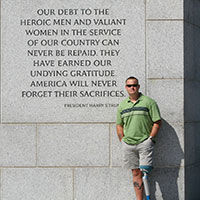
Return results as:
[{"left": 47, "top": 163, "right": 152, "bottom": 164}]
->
[
  {"left": 132, "top": 168, "right": 143, "bottom": 200},
  {"left": 121, "top": 141, "right": 142, "bottom": 199},
  {"left": 138, "top": 138, "right": 155, "bottom": 200}
]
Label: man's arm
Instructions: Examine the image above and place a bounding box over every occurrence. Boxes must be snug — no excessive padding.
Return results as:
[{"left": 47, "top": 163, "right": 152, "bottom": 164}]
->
[
  {"left": 149, "top": 120, "right": 162, "bottom": 138},
  {"left": 116, "top": 124, "right": 124, "bottom": 142}
]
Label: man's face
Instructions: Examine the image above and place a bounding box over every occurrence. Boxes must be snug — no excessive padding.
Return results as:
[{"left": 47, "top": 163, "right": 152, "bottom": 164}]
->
[{"left": 125, "top": 79, "right": 140, "bottom": 96}]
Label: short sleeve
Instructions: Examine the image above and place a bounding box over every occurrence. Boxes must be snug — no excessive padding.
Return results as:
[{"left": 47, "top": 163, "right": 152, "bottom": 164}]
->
[
  {"left": 116, "top": 105, "right": 124, "bottom": 125},
  {"left": 149, "top": 102, "right": 161, "bottom": 122}
]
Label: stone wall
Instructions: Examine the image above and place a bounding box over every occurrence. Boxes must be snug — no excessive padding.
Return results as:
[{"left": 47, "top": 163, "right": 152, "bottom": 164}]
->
[
  {"left": 184, "top": 0, "right": 200, "bottom": 199},
  {"left": 1, "top": 0, "right": 199, "bottom": 200}
]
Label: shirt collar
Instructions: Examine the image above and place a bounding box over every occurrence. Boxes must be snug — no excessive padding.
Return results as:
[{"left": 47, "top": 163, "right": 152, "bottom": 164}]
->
[{"left": 127, "top": 93, "right": 144, "bottom": 103}]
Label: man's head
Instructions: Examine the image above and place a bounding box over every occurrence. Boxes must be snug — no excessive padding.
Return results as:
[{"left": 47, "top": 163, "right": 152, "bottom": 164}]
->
[{"left": 125, "top": 76, "right": 140, "bottom": 96}]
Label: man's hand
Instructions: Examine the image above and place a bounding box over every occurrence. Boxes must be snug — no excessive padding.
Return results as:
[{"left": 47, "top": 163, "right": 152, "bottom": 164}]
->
[{"left": 116, "top": 125, "right": 124, "bottom": 141}]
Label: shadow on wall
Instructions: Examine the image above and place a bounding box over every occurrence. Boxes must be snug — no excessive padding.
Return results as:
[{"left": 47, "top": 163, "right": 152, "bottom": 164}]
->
[{"left": 150, "top": 119, "right": 184, "bottom": 200}]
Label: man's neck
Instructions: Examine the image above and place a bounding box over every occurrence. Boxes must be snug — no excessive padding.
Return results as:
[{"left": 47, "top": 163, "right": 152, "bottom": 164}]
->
[{"left": 129, "top": 93, "right": 140, "bottom": 103}]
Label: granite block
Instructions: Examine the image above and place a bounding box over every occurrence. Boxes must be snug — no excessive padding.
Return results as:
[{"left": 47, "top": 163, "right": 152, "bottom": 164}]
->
[
  {"left": 1, "top": 0, "right": 145, "bottom": 123},
  {"left": 0, "top": 83, "right": 1, "bottom": 123},
  {"left": 184, "top": 22, "right": 200, "bottom": 81},
  {"left": 0, "top": 169, "right": 1, "bottom": 200},
  {"left": 147, "top": 79, "right": 184, "bottom": 123},
  {"left": 150, "top": 167, "right": 184, "bottom": 200},
  {"left": 184, "top": 81, "right": 200, "bottom": 122},
  {"left": 184, "top": 0, "right": 200, "bottom": 27},
  {"left": 0, "top": 125, "right": 36, "bottom": 166},
  {"left": 74, "top": 168, "right": 135, "bottom": 200},
  {"left": 112, "top": 121, "right": 184, "bottom": 168},
  {"left": 38, "top": 124, "right": 109, "bottom": 166},
  {"left": 147, "top": 21, "right": 183, "bottom": 79},
  {"left": 2, "top": 168, "right": 73, "bottom": 200},
  {"left": 153, "top": 121, "right": 184, "bottom": 167},
  {"left": 185, "top": 164, "right": 200, "bottom": 200},
  {"left": 74, "top": 167, "right": 184, "bottom": 200},
  {"left": 111, "top": 124, "right": 123, "bottom": 167},
  {"left": 146, "top": 0, "right": 183, "bottom": 19},
  {"left": 185, "top": 122, "right": 200, "bottom": 166}
]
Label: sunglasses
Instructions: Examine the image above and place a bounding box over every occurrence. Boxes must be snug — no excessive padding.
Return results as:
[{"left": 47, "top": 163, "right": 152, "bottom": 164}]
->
[{"left": 126, "top": 84, "right": 138, "bottom": 87}]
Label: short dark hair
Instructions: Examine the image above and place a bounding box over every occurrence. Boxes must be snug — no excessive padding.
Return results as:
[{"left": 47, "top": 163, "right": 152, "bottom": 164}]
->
[{"left": 125, "top": 76, "right": 139, "bottom": 83}]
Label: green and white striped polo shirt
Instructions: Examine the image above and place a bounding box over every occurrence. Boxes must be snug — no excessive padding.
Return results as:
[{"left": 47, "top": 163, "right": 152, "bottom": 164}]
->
[{"left": 116, "top": 93, "right": 161, "bottom": 145}]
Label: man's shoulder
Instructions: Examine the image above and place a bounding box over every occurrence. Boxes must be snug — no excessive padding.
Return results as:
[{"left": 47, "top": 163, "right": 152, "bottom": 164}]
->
[{"left": 140, "top": 94, "right": 157, "bottom": 105}]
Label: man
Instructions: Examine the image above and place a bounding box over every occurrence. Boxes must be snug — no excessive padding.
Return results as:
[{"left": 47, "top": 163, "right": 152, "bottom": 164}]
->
[{"left": 116, "top": 76, "right": 161, "bottom": 200}]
